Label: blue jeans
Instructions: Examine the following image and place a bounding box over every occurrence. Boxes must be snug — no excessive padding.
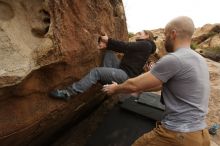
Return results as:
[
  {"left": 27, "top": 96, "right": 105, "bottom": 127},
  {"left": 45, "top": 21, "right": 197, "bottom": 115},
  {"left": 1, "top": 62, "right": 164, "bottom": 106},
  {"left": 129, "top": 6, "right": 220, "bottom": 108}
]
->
[{"left": 69, "top": 50, "right": 129, "bottom": 93}]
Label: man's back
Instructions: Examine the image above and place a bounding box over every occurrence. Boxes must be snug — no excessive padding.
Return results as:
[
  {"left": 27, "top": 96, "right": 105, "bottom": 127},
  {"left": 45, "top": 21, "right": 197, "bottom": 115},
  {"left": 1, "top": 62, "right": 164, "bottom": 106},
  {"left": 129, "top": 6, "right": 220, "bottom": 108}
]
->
[{"left": 151, "top": 48, "right": 210, "bottom": 132}]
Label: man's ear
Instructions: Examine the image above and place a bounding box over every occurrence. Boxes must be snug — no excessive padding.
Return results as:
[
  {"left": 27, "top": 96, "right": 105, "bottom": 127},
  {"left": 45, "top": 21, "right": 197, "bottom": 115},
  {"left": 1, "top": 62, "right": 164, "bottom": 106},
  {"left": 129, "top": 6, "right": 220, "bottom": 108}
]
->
[{"left": 171, "top": 29, "right": 177, "bottom": 39}]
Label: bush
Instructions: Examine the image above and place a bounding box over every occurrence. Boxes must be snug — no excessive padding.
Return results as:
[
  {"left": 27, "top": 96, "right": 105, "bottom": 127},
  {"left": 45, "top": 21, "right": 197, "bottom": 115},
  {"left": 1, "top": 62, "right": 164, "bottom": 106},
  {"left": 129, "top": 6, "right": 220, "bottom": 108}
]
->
[
  {"left": 128, "top": 32, "right": 135, "bottom": 38},
  {"left": 208, "top": 46, "right": 220, "bottom": 53},
  {"left": 190, "top": 42, "right": 199, "bottom": 50}
]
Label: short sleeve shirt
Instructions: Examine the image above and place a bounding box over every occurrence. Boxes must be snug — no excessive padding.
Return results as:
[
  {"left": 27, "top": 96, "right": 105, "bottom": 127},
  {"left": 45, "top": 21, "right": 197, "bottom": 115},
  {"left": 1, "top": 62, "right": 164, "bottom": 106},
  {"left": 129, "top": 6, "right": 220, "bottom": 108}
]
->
[{"left": 150, "top": 48, "right": 210, "bottom": 132}]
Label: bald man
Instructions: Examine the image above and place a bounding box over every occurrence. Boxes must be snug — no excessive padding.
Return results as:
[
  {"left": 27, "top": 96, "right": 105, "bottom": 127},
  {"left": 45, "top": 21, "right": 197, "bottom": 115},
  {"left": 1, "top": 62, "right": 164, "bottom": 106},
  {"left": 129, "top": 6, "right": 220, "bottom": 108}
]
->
[{"left": 103, "top": 16, "right": 210, "bottom": 146}]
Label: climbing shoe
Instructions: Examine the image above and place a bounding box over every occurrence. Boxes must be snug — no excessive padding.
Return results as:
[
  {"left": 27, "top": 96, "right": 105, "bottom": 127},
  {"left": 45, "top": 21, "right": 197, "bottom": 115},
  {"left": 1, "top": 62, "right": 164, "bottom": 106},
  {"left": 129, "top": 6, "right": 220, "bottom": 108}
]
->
[{"left": 49, "top": 89, "right": 72, "bottom": 100}]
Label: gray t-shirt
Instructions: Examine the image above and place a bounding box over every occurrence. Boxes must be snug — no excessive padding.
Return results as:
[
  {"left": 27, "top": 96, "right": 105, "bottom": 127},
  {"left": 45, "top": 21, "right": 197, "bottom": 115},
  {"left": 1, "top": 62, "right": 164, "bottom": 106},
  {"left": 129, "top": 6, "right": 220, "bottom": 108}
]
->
[{"left": 150, "top": 48, "right": 210, "bottom": 132}]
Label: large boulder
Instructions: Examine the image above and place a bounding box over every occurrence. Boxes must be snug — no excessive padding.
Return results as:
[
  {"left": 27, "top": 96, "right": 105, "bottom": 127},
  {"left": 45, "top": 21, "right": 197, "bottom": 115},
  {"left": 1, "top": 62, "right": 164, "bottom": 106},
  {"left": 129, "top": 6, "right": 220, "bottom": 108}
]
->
[
  {"left": 192, "top": 24, "right": 220, "bottom": 62},
  {"left": 0, "top": 0, "right": 128, "bottom": 145},
  {"left": 151, "top": 28, "right": 166, "bottom": 57}
]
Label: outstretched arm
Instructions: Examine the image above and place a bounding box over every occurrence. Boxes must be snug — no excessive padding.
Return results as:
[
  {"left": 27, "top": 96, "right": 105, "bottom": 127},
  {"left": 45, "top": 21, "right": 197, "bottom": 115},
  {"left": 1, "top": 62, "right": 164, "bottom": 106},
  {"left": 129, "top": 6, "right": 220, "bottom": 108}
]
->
[
  {"left": 102, "top": 72, "right": 163, "bottom": 95},
  {"left": 98, "top": 34, "right": 149, "bottom": 53}
]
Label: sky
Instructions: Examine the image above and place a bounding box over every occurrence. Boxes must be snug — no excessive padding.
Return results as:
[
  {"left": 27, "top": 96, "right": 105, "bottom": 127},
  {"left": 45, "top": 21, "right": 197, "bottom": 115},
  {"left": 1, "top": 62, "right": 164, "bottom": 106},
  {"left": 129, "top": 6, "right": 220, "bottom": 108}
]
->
[{"left": 123, "top": 0, "right": 220, "bottom": 33}]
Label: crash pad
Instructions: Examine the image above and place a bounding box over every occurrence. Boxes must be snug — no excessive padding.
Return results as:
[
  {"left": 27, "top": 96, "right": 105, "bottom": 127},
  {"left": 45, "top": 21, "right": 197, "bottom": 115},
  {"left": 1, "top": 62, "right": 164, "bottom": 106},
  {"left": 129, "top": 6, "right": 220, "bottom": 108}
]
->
[
  {"left": 120, "top": 92, "right": 164, "bottom": 121},
  {"left": 85, "top": 105, "right": 155, "bottom": 146}
]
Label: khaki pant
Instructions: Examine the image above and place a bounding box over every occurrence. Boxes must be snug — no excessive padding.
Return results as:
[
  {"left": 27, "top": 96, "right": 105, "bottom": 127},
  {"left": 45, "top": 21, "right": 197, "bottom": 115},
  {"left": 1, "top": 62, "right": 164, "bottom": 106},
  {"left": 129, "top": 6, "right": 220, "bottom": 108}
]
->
[{"left": 132, "top": 122, "right": 210, "bottom": 146}]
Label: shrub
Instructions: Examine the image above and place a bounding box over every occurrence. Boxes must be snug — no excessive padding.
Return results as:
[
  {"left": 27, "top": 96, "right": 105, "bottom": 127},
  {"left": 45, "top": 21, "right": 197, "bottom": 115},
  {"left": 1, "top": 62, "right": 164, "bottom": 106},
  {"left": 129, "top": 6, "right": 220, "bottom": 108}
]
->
[
  {"left": 128, "top": 32, "right": 135, "bottom": 38},
  {"left": 208, "top": 46, "right": 220, "bottom": 53},
  {"left": 190, "top": 42, "right": 199, "bottom": 50}
]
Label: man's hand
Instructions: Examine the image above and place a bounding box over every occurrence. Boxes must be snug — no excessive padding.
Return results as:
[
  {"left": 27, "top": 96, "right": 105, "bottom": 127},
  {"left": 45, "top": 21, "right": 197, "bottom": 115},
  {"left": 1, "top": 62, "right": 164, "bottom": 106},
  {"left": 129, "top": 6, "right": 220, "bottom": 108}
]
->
[
  {"left": 98, "top": 41, "right": 107, "bottom": 49},
  {"left": 98, "top": 34, "right": 108, "bottom": 50},
  {"left": 130, "top": 92, "right": 141, "bottom": 97},
  {"left": 103, "top": 72, "right": 162, "bottom": 96},
  {"left": 102, "top": 81, "right": 118, "bottom": 95},
  {"left": 143, "top": 61, "right": 155, "bottom": 72},
  {"left": 99, "top": 35, "right": 108, "bottom": 43}
]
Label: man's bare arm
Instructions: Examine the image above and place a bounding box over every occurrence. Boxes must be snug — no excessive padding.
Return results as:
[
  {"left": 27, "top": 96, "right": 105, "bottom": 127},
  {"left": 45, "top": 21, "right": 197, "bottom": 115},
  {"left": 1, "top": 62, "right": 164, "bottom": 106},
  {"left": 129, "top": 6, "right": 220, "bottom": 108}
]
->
[
  {"left": 145, "top": 85, "right": 162, "bottom": 92},
  {"left": 103, "top": 72, "right": 163, "bottom": 95}
]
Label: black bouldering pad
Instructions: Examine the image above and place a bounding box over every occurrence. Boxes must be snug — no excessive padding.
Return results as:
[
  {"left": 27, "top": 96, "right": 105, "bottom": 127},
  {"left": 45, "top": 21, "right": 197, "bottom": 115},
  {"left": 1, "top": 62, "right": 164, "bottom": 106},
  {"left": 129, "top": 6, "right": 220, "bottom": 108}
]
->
[
  {"left": 120, "top": 92, "right": 164, "bottom": 121},
  {"left": 137, "top": 92, "right": 165, "bottom": 110},
  {"left": 85, "top": 105, "right": 155, "bottom": 146}
]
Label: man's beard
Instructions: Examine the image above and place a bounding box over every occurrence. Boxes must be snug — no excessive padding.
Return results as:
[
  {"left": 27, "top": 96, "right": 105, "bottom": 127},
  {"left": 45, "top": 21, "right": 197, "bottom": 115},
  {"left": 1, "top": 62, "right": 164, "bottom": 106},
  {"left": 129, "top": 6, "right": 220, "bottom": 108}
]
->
[{"left": 165, "top": 37, "right": 174, "bottom": 53}]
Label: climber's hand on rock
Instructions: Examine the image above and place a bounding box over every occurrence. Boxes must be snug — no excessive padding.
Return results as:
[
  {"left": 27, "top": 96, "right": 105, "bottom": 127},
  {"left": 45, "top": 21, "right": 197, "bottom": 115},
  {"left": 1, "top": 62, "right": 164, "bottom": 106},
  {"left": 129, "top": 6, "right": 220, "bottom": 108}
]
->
[
  {"left": 98, "top": 41, "right": 107, "bottom": 50},
  {"left": 99, "top": 34, "right": 108, "bottom": 43},
  {"left": 98, "top": 34, "right": 108, "bottom": 50},
  {"left": 98, "top": 32, "right": 108, "bottom": 43}
]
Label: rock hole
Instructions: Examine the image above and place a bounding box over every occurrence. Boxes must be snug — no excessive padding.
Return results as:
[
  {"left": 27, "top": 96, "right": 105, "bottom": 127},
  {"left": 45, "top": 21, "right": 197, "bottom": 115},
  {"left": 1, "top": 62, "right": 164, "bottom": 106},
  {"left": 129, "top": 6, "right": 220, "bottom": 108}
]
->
[
  {"left": 43, "top": 18, "right": 50, "bottom": 24},
  {"left": 109, "top": 0, "right": 119, "bottom": 7},
  {"left": 31, "top": 9, "right": 50, "bottom": 38},
  {"left": 0, "top": 1, "right": 14, "bottom": 21},
  {"left": 39, "top": 9, "right": 50, "bottom": 21}
]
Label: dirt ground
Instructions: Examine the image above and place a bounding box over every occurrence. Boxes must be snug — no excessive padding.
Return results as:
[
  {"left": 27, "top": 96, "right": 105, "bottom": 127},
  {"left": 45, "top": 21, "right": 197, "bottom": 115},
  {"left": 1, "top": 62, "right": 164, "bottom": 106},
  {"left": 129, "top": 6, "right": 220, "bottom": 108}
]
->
[{"left": 206, "top": 59, "right": 220, "bottom": 146}]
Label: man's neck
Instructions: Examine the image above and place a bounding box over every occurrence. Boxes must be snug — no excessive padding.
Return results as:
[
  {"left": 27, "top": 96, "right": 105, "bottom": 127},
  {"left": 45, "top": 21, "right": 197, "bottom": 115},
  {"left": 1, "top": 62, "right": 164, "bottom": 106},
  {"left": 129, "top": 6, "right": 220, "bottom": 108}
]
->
[{"left": 174, "top": 40, "right": 191, "bottom": 51}]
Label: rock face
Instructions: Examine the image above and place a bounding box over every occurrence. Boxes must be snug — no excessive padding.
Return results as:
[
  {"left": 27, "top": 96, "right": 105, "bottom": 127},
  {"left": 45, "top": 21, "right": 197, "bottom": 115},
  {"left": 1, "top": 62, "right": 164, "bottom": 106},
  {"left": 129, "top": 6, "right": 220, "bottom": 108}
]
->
[
  {"left": 0, "top": 0, "right": 127, "bottom": 145},
  {"left": 205, "top": 58, "right": 220, "bottom": 146},
  {"left": 192, "top": 24, "right": 220, "bottom": 62},
  {"left": 151, "top": 28, "right": 166, "bottom": 57}
]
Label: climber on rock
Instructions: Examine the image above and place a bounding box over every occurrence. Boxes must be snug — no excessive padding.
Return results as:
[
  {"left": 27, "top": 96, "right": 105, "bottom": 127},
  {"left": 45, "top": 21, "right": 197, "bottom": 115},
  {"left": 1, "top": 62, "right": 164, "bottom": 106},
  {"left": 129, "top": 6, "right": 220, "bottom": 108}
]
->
[{"left": 49, "top": 30, "right": 156, "bottom": 100}]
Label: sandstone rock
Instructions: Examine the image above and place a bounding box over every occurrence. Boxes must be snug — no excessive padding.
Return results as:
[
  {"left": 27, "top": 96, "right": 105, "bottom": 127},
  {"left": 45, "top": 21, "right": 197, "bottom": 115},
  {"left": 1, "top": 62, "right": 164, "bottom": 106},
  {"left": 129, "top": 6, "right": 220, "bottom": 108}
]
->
[
  {"left": 211, "top": 141, "right": 218, "bottom": 146},
  {"left": 193, "top": 24, "right": 220, "bottom": 44},
  {"left": 192, "top": 24, "right": 220, "bottom": 62},
  {"left": 151, "top": 29, "right": 167, "bottom": 58},
  {"left": 0, "top": 0, "right": 127, "bottom": 145}
]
